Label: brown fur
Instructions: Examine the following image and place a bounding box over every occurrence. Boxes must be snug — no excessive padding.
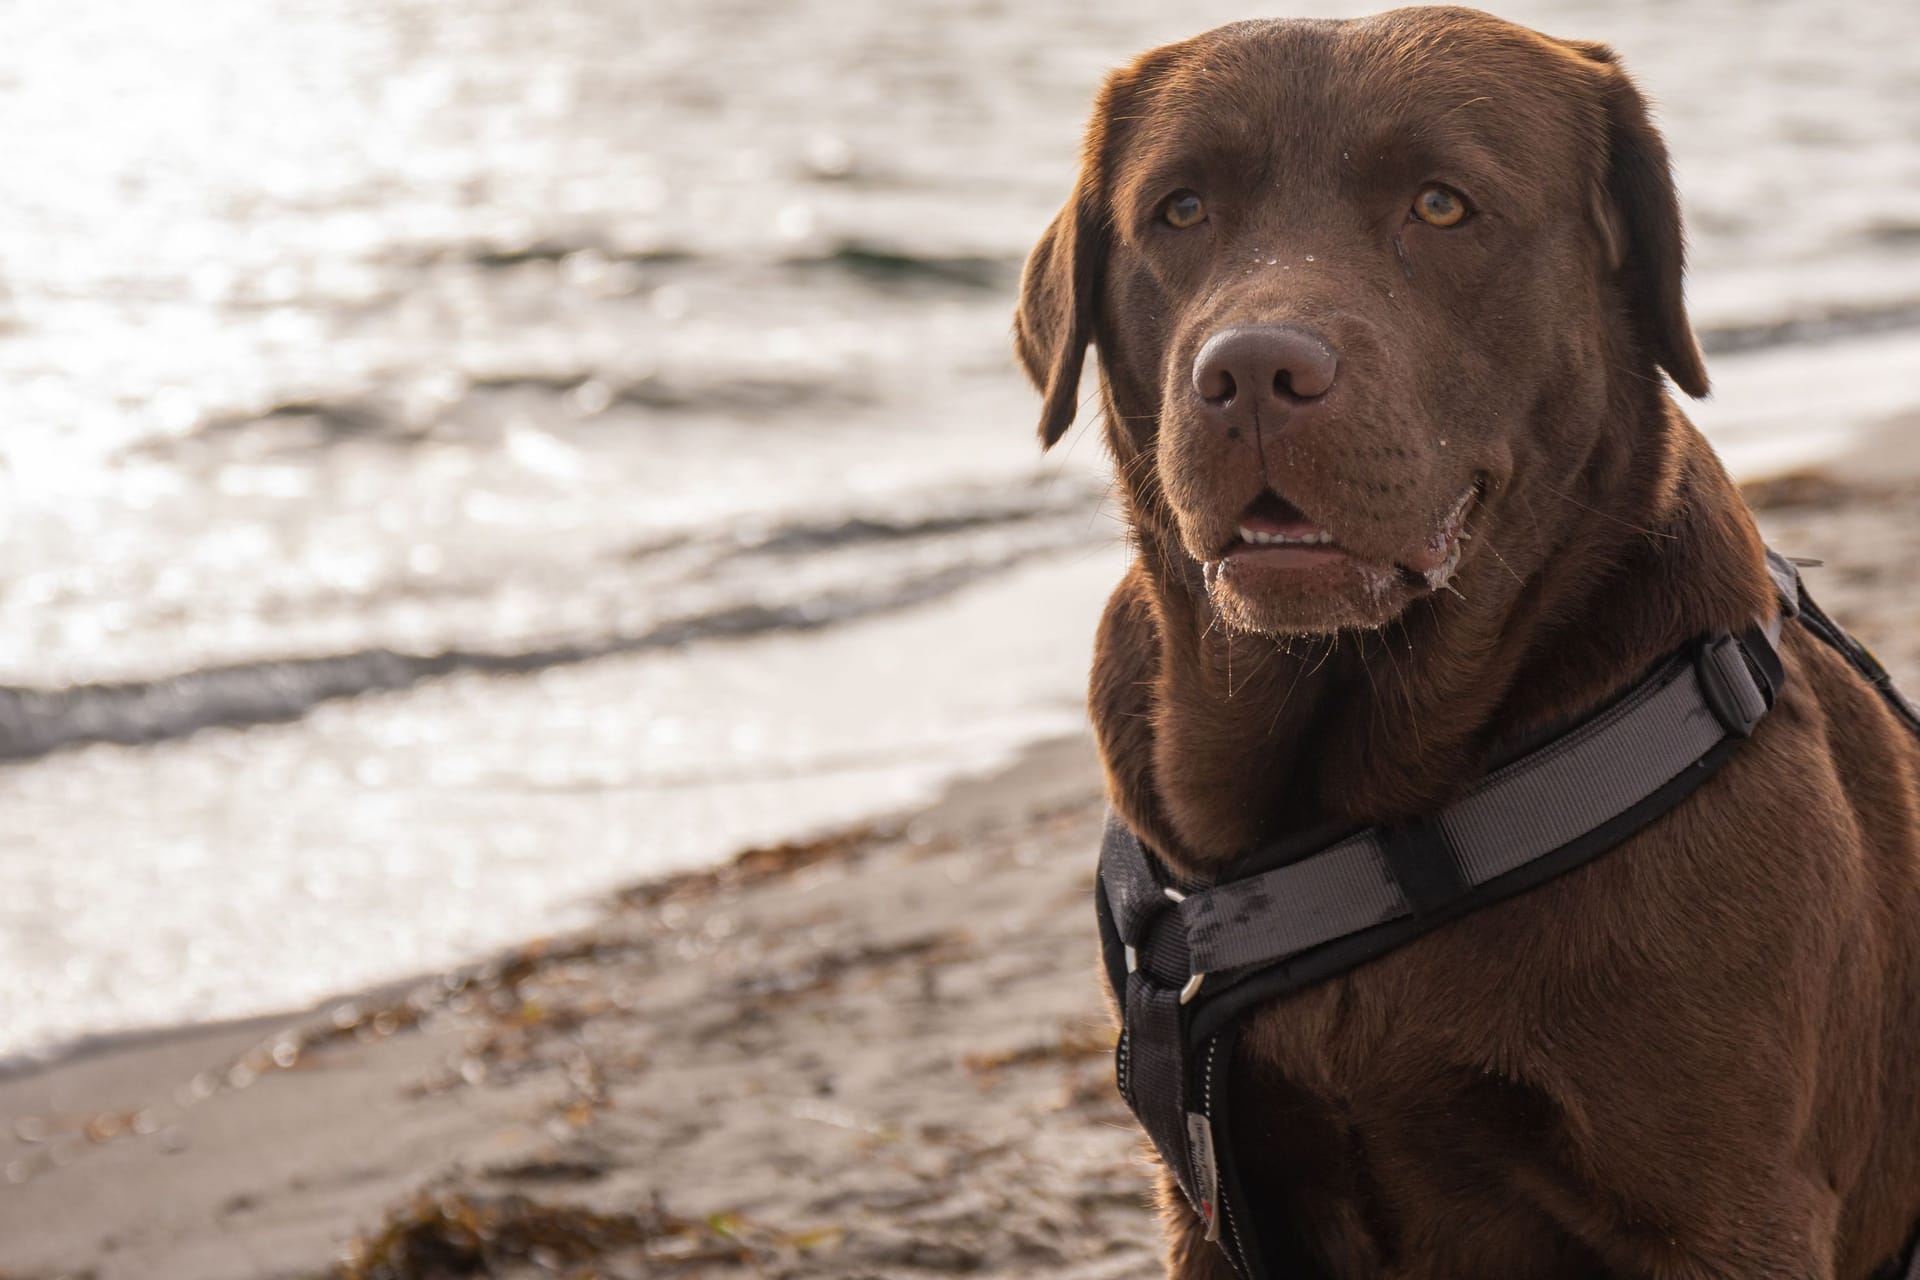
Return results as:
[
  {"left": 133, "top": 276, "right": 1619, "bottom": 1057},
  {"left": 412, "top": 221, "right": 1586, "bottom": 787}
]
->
[{"left": 1015, "top": 9, "right": 1920, "bottom": 1278}]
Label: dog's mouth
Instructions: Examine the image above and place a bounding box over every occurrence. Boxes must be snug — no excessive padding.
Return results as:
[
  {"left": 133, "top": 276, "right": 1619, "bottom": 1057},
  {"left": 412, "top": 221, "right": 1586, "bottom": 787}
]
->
[
  {"left": 1204, "top": 478, "right": 1483, "bottom": 619},
  {"left": 1221, "top": 491, "right": 1347, "bottom": 565}
]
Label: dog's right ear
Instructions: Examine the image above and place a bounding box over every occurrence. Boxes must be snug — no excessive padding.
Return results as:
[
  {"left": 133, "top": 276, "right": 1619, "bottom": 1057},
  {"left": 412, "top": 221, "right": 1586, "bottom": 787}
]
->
[
  {"left": 1014, "top": 185, "right": 1100, "bottom": 450},
  {"left": 1015, "top": 61, "right": 1159, "bottom": 450}
]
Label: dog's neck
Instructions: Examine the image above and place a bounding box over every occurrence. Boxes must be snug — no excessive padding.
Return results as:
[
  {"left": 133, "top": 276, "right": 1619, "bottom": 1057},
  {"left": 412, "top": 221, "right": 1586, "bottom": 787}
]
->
[{"left": 1108, "top": 398, "right": 1775, "bottom": 877}]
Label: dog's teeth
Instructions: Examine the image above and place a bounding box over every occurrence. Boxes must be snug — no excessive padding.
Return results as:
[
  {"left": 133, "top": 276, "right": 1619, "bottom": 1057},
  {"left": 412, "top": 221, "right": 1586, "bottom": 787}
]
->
[{"left": 1237, "top": 526, "right": 1334, "bottom": 547}]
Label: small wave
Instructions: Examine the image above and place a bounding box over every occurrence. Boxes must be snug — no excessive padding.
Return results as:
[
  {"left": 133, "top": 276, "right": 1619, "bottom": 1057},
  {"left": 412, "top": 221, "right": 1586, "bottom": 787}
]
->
[
  {"left": 1699, "top": 298, "right": 1920, "bottom": 355},
  {"left": 738, "top": 499, "right": 1084, "bottom": 557},
  {"left": 1858, "top": 220, "right": 1920, "bottom": 249},
  {"left": 615, "top": 475, "right": 1106, "bottom": 562},
  {"left": 467, "top": 241, "right": 696, "bottom": 271},
  {"left": 161, "top": 366, "right": 870, "bottom": 458},
  {"left": 386, "top": 236, "right": 698, "bottom": 272},
  {"left": 0, "top": 550, "right": 1059, "bottom": 765},
  {"left": 613, "top": 373, "right": 870, "bottom": 414},
  {"left": 187, "top": 398, "right": 401, "bottom": 447},
  {"left": 437, "top": 369, "right": 873, "bottom": 414},
  {"left": 783, "top": 240, "right": 1015, "bottom": 291},
  {"left": 466, "top": 372, "right": 593, "bottom": 394},
  {"left": 331, "top": 370, "right": 866, "bottom": 415},
  {"left": 424, "top": 234, "right": 1010, "bottom": 292}
]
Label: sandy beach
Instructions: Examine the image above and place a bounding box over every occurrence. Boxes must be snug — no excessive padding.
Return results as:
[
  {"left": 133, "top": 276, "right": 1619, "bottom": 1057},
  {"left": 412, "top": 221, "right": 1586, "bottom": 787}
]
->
[
  {"left": 5, "top": 469, "right": 1916, "bottom": 1280},
  {"left": 2, "top": 736, "right": 1148, "bottom": 1280}
]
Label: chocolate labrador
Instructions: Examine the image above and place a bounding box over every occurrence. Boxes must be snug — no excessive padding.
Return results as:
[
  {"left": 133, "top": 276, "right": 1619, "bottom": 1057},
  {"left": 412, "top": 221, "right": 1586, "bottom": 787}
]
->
[{"left": 1015, "top": 7, "right": 1920, "bottom": 1278}]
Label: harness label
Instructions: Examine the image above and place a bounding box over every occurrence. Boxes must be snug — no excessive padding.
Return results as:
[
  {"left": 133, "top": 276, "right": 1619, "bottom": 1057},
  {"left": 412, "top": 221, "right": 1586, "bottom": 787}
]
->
[{"left": 1186, "top": 1110, "right": 1221, "bottom": 1242}]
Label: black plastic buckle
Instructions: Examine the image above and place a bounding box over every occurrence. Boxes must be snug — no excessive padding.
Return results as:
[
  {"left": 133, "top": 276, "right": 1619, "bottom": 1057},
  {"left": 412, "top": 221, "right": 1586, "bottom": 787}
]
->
[{"left": 1697, "top": 627, "right": 1777, "bottom": 738}]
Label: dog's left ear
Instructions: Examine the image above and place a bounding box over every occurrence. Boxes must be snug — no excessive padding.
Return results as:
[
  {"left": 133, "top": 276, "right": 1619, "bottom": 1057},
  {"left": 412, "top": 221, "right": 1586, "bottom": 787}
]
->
[{"left": 1567, "top": 42, "right": 1710, "bottom": 399}]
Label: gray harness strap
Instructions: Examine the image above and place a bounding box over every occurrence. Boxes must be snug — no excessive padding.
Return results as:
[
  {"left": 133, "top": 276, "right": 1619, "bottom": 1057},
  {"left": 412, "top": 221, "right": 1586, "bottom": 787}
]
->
[
  {"left": 1180, "top": 605, "right": 1783, "bottom": 979},
  {"left": 1099, "top": 550, "right": 1826, "bottom": 1275}
]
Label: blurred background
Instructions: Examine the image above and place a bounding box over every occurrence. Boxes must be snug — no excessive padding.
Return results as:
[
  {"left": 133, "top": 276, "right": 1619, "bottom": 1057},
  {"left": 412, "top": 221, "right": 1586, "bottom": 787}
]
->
[{"left": 2, "top": 0, "right": 1917, "bottom": 1064}]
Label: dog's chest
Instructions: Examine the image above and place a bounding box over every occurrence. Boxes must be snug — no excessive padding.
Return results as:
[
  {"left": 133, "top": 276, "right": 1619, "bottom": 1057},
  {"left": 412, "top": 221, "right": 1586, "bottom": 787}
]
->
[{"left": 1225, "top": 973, "right": 1608, "bottom": 1276}]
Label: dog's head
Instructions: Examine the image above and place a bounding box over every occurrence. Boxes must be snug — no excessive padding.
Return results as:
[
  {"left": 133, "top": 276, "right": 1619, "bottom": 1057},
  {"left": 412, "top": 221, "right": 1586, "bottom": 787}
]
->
[{"left": 1016, "top": 7, "right": 1706, "bottom": 635}]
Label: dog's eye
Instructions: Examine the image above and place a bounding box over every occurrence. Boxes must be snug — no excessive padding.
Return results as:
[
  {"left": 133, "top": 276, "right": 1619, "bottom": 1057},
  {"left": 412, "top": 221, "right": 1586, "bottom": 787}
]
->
[
  {"left": 1162, "top": 191, "right": 1207, "bottom": 229},
  {"left": 1412, "top": 184, "right": 1470, "bottom": 228}
]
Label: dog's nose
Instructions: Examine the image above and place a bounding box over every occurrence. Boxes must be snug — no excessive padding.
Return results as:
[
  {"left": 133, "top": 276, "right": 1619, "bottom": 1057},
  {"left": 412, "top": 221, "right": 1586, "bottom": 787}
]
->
[{"left": 1191, "top": 326, "right": 1339, "bottom": 426}]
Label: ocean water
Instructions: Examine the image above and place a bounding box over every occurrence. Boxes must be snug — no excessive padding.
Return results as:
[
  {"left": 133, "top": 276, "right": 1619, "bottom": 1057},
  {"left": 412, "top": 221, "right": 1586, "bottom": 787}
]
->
[{"left": 2, "top": 0, "right": 1917, "bottom": 1061}]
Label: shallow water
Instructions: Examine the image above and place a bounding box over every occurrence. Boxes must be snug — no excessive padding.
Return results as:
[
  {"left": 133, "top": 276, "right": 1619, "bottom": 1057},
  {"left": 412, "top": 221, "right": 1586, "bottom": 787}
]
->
[{"left": 2, "top": 0, "right": 1916, "bottom": 1060}]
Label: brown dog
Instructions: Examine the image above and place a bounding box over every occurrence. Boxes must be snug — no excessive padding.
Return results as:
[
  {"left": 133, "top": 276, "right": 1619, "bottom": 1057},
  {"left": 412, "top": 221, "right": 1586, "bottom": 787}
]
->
[{"left": 1015, "top": 8, "right": 1920, "bottom": 1278}]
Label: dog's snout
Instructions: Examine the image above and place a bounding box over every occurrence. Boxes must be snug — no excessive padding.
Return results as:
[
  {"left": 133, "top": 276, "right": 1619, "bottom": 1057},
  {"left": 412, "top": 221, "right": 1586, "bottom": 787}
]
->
[{"left": 1191, "top": 326, "right": 1338, "bottom": 426}]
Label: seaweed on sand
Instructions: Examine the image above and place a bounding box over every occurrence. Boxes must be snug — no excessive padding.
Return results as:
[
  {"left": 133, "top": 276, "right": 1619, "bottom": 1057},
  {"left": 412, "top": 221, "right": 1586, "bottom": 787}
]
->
[
  {"left": 614, "top": 823, "right": 904, "bottom": 911},
  {"left": 330, "top": 1192, "right": 755, "bottom": 1278}
]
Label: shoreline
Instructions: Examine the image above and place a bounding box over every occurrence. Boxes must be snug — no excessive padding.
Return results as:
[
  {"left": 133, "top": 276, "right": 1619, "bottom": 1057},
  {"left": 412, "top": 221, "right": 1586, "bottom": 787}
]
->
[{"left": 4, "top": 470, "right": 1916, "bottom": 1280}]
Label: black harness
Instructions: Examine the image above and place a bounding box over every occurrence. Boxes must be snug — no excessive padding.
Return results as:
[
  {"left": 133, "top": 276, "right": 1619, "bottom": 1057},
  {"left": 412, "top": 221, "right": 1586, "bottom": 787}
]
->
[{"left": 1096, "top": 550, "right": 1920, "bottom": 1277}]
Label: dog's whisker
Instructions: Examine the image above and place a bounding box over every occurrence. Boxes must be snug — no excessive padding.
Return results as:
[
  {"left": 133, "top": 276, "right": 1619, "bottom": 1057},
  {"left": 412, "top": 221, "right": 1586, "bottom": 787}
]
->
[
  {"left": 1266, "top": 646, "right": 1312, "bottom": 737},
  {"left": 1305, "top": 633, "right": 1338, "bottom": 680},
  {"left": 1469, "top": 522, "right": 1527, "bottom": 588},
  {"left": 1377, "top": 622, "right": 1424, "bottom": 757},
  {"left": 1356, "top": 634, "right": 1386, "bottom": 747},
  {"left": 1242, "top": 635, "right": 1288, "bottom": 691},
  {"left": 1535, "top": 480, "right": 1676, "bottom": 541},
  {"left": 1393, "top": 614, "right": 1416, "bottom": 656}
]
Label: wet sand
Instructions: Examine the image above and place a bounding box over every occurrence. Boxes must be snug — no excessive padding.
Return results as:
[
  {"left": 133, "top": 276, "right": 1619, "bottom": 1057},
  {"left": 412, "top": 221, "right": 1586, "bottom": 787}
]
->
[{"left": 5, "top": 472, "right": 1915, "bottom": 1280}]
